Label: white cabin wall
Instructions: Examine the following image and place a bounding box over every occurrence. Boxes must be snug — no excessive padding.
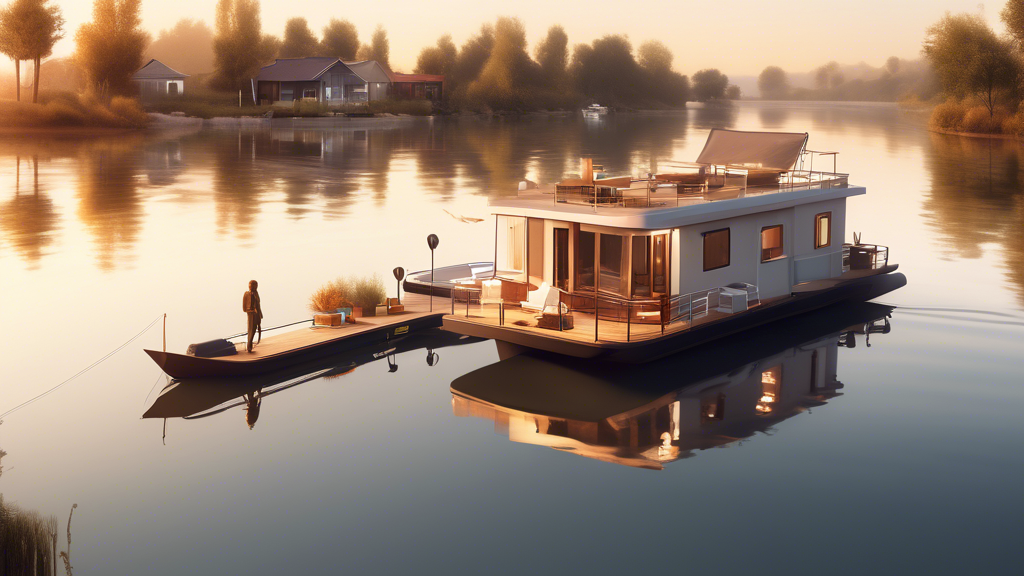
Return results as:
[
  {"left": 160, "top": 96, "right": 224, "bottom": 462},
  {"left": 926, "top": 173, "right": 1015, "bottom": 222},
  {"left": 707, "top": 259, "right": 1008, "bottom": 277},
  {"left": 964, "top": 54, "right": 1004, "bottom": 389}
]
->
[
  {"left": 793, "top": 198, "right": 847, "bottom": 283},
  {"left": 671, "top": 229, "right": 681, "bottom": 297}
]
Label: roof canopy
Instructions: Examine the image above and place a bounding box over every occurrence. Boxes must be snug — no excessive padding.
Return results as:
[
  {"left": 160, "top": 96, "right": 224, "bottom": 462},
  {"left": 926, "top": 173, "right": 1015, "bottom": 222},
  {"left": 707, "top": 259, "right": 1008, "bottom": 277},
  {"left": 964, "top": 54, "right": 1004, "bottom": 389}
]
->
[
  {"left": 132, "top": 59, "right": 189, "bottom": 80},
  {"left": 343, "top": 60, "right": 390, "bottom": 83},
  {"left": 695, "top": 129, "right": 808, "bottom": 170},
  {"left": 256, "top": 58, "right": 357, "bottom": 82}
]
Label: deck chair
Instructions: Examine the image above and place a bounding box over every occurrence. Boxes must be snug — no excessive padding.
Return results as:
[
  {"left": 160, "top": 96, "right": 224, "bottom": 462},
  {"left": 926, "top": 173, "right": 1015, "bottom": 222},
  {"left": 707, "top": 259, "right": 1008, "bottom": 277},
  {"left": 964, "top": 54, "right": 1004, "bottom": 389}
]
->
[
  {"left": 520, "top": 282, "right": 552, "bottom": 312},
  {"left": 481, "top": 279, "right": 504, "bottom": 324}
]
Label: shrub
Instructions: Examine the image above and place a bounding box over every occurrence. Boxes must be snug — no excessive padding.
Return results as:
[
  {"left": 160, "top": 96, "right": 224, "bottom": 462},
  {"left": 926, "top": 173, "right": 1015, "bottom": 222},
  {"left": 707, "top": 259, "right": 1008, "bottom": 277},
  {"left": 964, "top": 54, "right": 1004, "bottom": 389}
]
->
[
  {"left": 0, "top": 92, "right": 150, "bottom": 129},
  {"left": 309, "top": 278, "right": 353, "bottom": 313},
  {"left": 929, "top": 98, "right": 968, "bottom": 131},
  {"left": 960, "top": 105, "right": 1006, "bottom": 133},
  {"left": 1002, "top": 104, "right": 1024, "bottom": 136}
]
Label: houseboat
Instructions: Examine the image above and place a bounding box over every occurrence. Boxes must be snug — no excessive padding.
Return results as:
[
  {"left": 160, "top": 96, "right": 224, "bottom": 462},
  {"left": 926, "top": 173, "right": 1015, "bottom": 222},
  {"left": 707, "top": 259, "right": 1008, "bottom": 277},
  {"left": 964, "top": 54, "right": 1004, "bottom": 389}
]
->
[
  {"left": 451, "top": 301, "right": 894, "bottom": 470},
  {"left": 408, "top": 128, "right": 905, "bottom": 362}
]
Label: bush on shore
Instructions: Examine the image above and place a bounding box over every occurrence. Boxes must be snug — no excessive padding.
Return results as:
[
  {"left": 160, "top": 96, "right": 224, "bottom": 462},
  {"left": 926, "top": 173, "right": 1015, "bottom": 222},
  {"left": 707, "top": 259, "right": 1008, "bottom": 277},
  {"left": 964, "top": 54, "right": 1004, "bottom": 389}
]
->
[
  {"left": 929, "top": 97, "right": 1018, "bottom": 135},
  {"left": 0, "top": 92, "right": 149, "bottom": 128}
]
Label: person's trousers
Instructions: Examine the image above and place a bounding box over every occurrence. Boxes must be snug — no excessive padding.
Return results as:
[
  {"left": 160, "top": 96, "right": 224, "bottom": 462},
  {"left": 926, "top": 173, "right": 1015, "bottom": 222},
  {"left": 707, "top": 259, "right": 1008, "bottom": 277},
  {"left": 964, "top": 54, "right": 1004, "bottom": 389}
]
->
[{"left": 247, "top": 312, "right": 259, "bottom": 352}]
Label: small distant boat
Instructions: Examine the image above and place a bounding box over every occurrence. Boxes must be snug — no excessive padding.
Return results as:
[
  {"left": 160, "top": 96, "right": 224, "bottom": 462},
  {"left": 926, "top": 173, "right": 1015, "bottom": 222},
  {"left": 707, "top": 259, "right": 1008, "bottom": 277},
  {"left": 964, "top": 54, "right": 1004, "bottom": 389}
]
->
[{"left": 582, "top": 104, "right": 609, "bottom": 118}]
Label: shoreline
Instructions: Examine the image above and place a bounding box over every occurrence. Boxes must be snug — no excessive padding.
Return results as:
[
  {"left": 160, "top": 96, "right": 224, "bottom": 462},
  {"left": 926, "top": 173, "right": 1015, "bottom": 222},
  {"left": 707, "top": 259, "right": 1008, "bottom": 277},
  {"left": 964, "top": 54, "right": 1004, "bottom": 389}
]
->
[{"left": 929, "top": 127, "right": 1023, "bottom": 141}]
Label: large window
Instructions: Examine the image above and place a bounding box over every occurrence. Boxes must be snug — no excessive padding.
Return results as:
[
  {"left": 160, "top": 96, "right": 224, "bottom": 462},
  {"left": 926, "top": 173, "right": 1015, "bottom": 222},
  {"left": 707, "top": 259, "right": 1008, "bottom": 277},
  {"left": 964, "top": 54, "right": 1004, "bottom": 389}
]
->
[
  {"left": 815, "top": 212, "right": 832, "bottom": 249},
  {"left": 599, "top": 234, "right": 628, "bottom": 295},
  {"left": 632, "top": 236, "right": 651, "bottom": 297},
  {"left": 703, "top": 228, "right": 730, "bottom": 271},
  {"left": 761, "top": 225, "right": 784, "bottom": 262}
]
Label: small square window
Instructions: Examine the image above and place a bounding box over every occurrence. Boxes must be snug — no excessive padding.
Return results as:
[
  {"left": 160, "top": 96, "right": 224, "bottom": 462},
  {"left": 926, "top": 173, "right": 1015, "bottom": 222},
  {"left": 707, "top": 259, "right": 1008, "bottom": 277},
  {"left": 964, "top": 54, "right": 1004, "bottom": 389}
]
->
[
  {"left": 703, "top": 228, "right": 730, "bottom": 271},
  {"left": 815, "top": 212, "right": 832, "bottom": 249},
  {"left": 761, "top": 225, "right": 784, "bottom": 262}
]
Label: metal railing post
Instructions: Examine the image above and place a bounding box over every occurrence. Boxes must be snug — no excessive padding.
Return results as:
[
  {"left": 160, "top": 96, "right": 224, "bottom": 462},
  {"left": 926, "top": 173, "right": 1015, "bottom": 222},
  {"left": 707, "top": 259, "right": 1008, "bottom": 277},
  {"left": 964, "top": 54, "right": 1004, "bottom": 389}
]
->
[
  {"left": 594, "top": 299, "right": 599, "bottom": 342},
  {"left": 451, "top": 287, "right": 455, "bottom": 315},
  {"left": 626, "top": 301, "right": 631, "bottom": 343}
]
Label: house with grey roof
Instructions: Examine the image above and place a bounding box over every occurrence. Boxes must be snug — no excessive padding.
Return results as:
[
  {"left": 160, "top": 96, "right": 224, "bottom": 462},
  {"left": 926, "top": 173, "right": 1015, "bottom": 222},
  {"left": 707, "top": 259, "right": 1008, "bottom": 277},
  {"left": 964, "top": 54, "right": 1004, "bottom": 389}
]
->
[
  {"left": 254, "top": 58, "right": 391, "bottom": 105},
  {"left": 132, "top": 59, "right": 189, "bottom": 98}
]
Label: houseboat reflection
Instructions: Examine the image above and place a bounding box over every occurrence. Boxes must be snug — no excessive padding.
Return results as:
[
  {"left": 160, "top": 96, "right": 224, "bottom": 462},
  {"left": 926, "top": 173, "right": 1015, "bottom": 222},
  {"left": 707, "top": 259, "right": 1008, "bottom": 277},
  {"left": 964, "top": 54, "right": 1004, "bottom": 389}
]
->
[{"left": 451, "top": 302, "right": 893, "bottom": 470}]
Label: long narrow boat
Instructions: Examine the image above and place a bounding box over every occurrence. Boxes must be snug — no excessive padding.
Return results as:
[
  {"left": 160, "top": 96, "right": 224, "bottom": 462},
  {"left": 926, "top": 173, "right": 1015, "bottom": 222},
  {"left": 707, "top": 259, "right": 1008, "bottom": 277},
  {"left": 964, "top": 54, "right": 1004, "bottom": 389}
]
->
[
  {"left": 144, "top": 328, "right": 482, "bottom": 420},
  {"left": 144, "top": 293, "right": 448, "bottom": 379}
]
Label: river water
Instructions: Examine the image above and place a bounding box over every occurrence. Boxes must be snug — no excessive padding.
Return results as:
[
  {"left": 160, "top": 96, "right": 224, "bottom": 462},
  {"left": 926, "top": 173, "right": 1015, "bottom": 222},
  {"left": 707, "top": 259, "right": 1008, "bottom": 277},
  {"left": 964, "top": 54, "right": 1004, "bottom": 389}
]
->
[{"left": 1, "top": 102, "right": 1022, "bottom": 574}]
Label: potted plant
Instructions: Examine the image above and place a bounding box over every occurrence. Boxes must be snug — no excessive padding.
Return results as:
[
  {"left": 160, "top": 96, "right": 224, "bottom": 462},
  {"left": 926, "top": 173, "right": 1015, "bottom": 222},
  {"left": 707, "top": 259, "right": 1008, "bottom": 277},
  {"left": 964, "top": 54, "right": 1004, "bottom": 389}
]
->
[{"left": 309, "top": 278, "right": 354, "bottom": 322}]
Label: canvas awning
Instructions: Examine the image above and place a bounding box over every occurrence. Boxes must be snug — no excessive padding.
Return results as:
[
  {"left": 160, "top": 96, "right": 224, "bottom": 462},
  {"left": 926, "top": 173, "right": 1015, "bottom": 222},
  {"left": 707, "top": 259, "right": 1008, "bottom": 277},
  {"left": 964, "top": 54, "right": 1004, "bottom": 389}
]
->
[{"left": 695, "top": 129, "right": 808, "bottom": 170}]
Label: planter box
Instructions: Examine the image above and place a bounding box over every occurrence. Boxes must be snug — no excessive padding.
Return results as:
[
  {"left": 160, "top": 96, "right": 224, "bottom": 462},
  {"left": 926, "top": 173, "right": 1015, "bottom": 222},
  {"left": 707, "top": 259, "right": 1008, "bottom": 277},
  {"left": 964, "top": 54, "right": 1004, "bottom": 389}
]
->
[{"left": 375, "top": 304, "right": 388, "bottom": 317}]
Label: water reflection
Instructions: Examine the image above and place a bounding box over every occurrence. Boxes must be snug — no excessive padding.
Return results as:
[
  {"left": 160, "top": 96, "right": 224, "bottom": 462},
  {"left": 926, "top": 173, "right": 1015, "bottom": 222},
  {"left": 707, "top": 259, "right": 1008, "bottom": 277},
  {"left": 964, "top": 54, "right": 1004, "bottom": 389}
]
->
[
  {"left": 143, "top": 329, "right": 480, "bottom": 433},
  {"left": 0, "top": 156, "right": 58, "bottom": 267},
  {"left": 923, "top": 134, "right": 1024, "bottom": 305},
  {"left": 451, "top": 302, "right": 894, "bottom": 470},
  {"left": 75, "top": 137, "right": 146, "bottom": 270}
]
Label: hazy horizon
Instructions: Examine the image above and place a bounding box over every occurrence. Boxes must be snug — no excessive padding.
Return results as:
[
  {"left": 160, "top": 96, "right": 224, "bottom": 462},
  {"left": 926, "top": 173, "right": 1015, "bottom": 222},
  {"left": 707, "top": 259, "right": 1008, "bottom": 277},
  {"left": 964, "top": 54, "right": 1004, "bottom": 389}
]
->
[{"left": 32, "top": 0, "right": 1011, "bottom": 75}]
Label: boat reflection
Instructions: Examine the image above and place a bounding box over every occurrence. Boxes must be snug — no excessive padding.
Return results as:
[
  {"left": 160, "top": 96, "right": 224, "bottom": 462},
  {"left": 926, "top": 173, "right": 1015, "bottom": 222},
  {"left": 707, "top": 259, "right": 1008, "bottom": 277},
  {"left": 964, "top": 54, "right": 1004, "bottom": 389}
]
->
[
  {"left": 451, "top": 302, "right": 893, "bottom": 470},
  {"left": 143, "top": 329, "right": 480, "bottom": 431}
]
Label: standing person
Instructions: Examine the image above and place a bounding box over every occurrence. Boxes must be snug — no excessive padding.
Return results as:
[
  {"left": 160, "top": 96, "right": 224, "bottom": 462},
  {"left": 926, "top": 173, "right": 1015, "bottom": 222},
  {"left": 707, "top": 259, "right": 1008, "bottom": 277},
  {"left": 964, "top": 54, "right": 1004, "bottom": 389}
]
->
[{"left": 243, "top": 280, "right": 263, "bottom": 353}]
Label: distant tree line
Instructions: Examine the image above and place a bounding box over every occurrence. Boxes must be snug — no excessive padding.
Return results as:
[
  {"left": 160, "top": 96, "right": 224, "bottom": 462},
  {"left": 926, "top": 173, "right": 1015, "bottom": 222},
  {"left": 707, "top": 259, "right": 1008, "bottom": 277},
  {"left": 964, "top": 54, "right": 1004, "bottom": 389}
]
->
[{"left": 755, "top": 57, "right": 939, "bottom": 103}]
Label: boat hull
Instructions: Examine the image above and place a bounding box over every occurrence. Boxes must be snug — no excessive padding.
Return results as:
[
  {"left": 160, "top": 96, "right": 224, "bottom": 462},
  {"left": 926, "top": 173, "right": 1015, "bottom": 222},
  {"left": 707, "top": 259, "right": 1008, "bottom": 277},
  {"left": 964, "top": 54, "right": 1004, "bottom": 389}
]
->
[
  {"left": 145, "top": 312, "right": 445, "bottom": 379},
  {"left": 443, "top": 269, "right": 906, "bottom": 363}
]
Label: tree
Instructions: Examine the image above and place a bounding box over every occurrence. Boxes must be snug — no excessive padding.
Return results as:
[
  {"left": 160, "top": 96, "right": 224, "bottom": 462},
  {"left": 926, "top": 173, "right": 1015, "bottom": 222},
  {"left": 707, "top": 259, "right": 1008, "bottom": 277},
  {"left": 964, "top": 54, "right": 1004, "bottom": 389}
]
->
[
  {"left": 814, "top": 61, "right": 844, "bottom": 90},
  {"left": 280, "top": 17, "right": 317, "bottom": 58},
  {"left": 1002, "top": 0, "right": 1024, "bottom": 46},
  {"left": 0, "top": 0, "right": 64, "bottom": 103},
  {"left": 638, "top": 40, "right": 672, "bottom": 74},
  {"left": 359, "top": 25, "right": 389, "bottom": 68},
  {"left": 535, "top": 25, "right": 568, "bottom": 84},
  {"left": 451, "top": 23, "right": 493, "bottom": 91},
  {"left": 725, "top": 84, "right": 741, "bottom": 100},
  {"left": 415, "top": 33, "right": 456, "bottom": 77},
  {"left": 923, "top": 12, "right": 1021, "bottom": 116},
  {"left": 321, "top": 18, "right": 358, "bottom": 60},
  {"left": 467, "top": 17, "right": 537, "bottom": 110},
  {"left": 692, "top": 68, "right": 728, "bottom": 101},
  {"left": 148, "top": 18, "right": 214, "bottom": 74},
  {"left": 211, "top": 0, "right": 277, "bottom": 93},
  {"left": 75, "top": 0, "right": 149, "bottom": 96},
  {"left": 572, "top": 35, "right": 642, "bottom": 104},
  {"left": 758, "top": 65, "right": 789, "bottom": 99},
  {"left": 885, "top": 56, "right": 901, "bottom": 75}
]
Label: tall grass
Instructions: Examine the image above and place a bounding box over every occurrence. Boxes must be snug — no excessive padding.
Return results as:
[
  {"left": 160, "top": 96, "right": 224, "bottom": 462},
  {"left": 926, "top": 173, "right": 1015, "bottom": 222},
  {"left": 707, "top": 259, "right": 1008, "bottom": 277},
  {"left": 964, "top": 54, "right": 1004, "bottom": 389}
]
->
[
  {"left": 929, "top": 97, "right": 1018, "bottom": 135},
  {"left": 0, "top": 92, "right": 149, "bottom": 129},
  {"left": 309, "top": 274, "right": 387, "bottom": 313},
  {"left": 0, "top": 495, "right": 59, "bottom": 576}
]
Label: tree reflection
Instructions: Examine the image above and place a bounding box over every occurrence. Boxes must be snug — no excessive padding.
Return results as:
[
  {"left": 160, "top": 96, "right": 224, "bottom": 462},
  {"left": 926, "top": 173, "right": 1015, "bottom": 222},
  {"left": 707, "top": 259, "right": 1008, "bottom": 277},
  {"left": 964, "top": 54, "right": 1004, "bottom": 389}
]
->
[
  {"left": 923, "top": 134, "right": 1024, "bottom": 304},
  {"left": 75, "top": 137, "right": 146, "bottom": 270},
  {"left": 0, "top": 156, "right": 59, "bottom": 267}
]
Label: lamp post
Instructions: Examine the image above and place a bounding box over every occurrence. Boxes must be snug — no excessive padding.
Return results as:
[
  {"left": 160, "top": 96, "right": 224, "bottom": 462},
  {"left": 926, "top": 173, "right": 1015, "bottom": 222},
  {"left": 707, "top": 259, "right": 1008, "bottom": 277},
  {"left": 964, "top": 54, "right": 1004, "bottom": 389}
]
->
[
  {"left": 427, "top": 234, "right": 439, "bottom": 311},
  {"left": 393, "top": 267, "right": 405, "bottom": 304}
]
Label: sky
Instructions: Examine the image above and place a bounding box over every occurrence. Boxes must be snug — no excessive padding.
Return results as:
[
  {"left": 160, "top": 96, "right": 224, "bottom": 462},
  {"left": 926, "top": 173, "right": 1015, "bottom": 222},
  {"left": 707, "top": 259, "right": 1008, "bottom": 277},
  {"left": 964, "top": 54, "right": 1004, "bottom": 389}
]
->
[{"left": 45, "top": 0, "right": 1010, "bottom": 75}]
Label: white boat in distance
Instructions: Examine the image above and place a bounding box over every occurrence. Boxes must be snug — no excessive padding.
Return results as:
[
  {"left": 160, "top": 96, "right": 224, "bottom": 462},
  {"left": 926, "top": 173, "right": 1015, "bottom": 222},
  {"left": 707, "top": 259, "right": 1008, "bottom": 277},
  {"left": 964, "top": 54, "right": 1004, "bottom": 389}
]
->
[{"left": 582, "top": 104, "right": 610, "bottom": 118}]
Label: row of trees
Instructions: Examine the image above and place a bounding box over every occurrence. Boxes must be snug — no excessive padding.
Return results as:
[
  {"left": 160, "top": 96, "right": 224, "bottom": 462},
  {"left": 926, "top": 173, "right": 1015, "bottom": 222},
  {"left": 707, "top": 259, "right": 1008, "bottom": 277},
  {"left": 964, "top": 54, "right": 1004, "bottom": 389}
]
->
[{"left": 756, "top": 57, "right": 938, "bottom": 102}]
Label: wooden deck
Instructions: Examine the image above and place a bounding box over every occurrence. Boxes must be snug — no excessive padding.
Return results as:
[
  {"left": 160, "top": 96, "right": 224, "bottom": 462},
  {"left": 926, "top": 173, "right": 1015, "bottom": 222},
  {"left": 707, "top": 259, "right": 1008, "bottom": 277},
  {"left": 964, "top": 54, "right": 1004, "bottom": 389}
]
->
[
  {"left": 223, "top": 292, "right": 450, "bottom": 361},
  {"left": 443, "top": 296, "right": 785, "bottom": 346}
]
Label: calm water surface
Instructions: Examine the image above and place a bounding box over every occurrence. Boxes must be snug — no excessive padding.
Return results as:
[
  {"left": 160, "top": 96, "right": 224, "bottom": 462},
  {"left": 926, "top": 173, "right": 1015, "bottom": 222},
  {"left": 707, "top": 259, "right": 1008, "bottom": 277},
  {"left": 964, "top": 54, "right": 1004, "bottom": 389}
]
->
[{"left": 1, "top": 102, "right": 1023, "bottom": 574}]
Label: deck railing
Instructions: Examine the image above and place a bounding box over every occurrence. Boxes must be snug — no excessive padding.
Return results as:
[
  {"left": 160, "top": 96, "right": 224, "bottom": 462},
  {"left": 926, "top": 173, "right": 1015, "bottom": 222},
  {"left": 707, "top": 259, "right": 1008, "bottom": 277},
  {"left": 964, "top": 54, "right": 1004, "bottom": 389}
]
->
[
  {"left": 843, "top": 243, "right": 889, "bottom": 272},
  {"left": 548, "top": 163, "right": 849, "bottom": 209},
  {"left": 448, "top": 281, "right": 763, "bottom": 344}
]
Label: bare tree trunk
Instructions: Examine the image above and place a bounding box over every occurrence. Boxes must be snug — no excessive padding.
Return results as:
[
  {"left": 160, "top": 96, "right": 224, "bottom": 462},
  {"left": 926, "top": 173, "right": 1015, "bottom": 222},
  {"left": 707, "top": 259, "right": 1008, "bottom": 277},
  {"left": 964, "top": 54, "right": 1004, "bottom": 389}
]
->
[
  {"left": 15, "top": 59, "right": 20, "bottom": 102},
  {"left": 32, "top": 57, "right": 40, "bottom": 104}
]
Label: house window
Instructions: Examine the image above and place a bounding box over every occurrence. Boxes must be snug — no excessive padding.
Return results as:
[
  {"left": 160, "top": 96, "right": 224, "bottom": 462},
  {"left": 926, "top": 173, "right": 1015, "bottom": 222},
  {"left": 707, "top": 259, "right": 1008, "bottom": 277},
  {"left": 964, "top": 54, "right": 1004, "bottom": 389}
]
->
[
  {"left": 302, "top": 89, "right": 317, "bottom": 99},
  {"left": 702, "top": 228, "right": 730, "bottom": 271},
  {"left": 815, "top": 212, "right": 832, "bottom": 249},
  {"left": 761, "top": 225, "right": 784, "bottom": 262}
]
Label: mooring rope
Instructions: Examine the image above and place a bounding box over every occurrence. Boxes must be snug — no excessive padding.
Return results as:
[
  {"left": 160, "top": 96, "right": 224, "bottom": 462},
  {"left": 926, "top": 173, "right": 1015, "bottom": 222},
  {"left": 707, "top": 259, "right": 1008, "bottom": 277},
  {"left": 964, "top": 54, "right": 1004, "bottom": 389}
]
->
[
  {"left": 222, "top": 318, "right": 313, "bottom": 340},
  {"left": 0, "top": 315, "right": 163, "bottom": 420}
]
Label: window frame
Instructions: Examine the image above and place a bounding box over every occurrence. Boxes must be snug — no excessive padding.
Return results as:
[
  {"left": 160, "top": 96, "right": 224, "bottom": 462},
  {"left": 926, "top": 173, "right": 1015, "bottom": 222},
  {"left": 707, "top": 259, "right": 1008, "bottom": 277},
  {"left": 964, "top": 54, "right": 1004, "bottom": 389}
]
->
[
  {"left": 760, "top": 224, "right": 785, "bottom": 263},
  {"left": 815, "top": 212, "right": 832, "bottom": 249},
  {"left": 702, "top": 228, "right": 731, "bottom": 272}
]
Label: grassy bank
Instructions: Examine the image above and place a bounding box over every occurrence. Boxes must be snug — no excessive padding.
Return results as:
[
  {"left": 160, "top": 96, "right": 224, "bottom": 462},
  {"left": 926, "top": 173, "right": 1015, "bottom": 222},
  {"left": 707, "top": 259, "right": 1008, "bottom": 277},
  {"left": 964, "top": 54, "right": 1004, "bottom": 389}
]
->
[
  {"left": 929, "top": 98, "right": 1024, "bottom": 137},
  {"left": 0, "top": 494, "right": 57, "bottom": 575},
  {"left": 0, "top": 93, "right": 149, "bottom": 129}
]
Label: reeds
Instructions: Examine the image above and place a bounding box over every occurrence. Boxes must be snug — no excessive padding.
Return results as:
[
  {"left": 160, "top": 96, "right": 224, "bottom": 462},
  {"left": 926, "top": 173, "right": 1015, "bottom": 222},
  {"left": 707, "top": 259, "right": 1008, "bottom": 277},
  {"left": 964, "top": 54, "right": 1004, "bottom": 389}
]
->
[
  {"left": 0, "top": 494, "right": 60, "bottom": 576},
  {"left": 0, "top": 93, "right": 149, "bottom": 129}
]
